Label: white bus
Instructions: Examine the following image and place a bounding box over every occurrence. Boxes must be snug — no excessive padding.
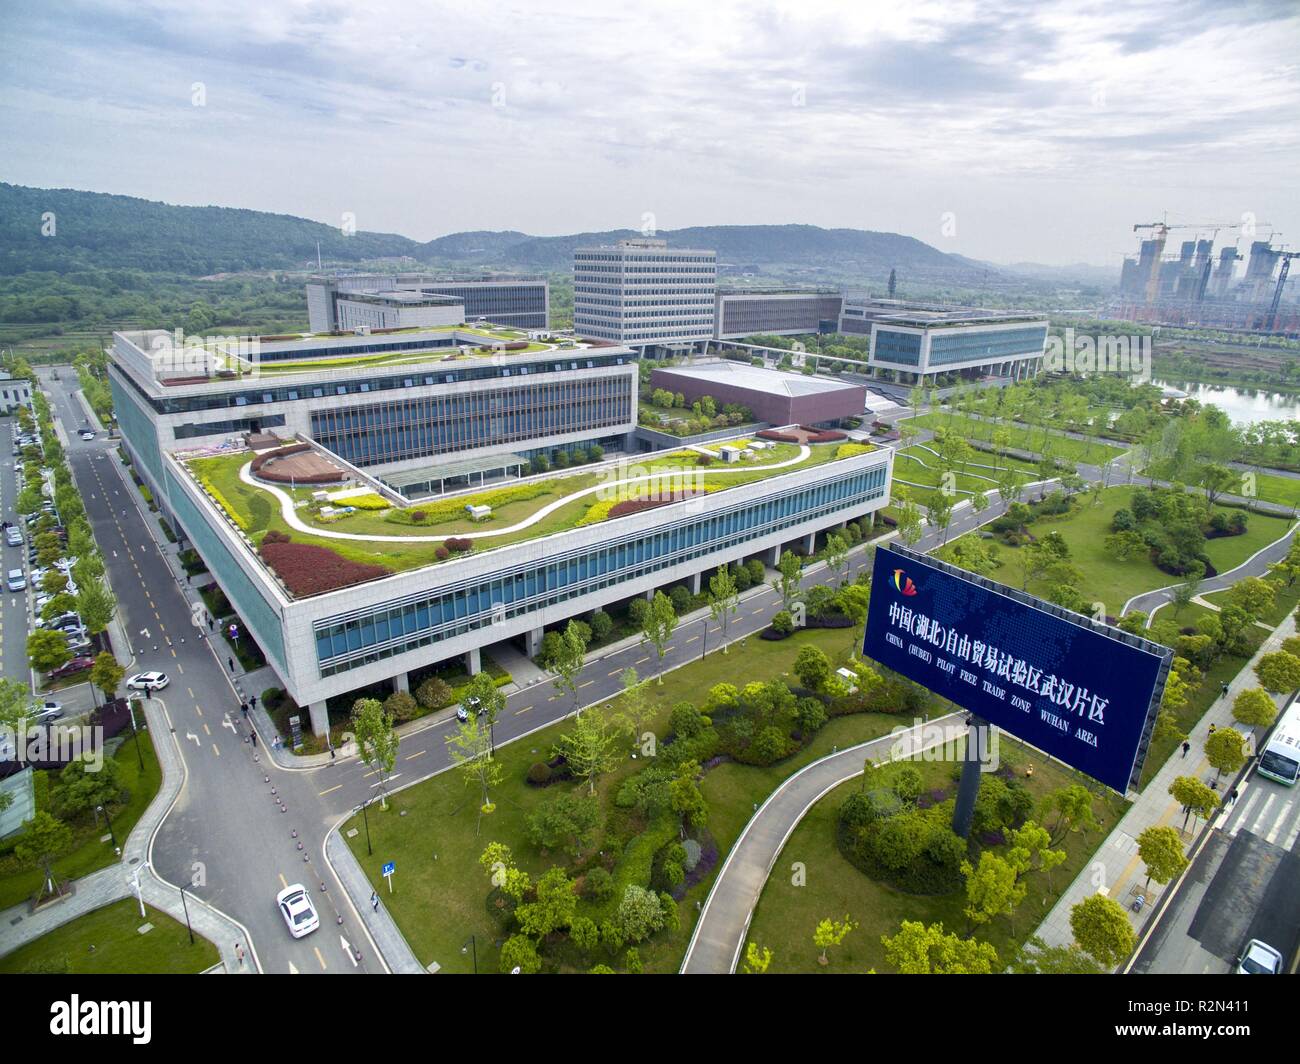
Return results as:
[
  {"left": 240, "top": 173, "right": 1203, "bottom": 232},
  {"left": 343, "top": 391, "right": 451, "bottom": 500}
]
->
[{"left": 1257, "top": 698, "right": 1300, "bottom": 786}]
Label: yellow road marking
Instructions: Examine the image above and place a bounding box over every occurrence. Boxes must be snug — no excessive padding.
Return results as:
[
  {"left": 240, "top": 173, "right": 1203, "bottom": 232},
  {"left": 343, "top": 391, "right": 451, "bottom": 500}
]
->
[
  {"left": 211, "top": 744, "right": 220, "bottom": 757},
  {"left": 318, "top": 784, "right": 342, "bottom": 797},
  {"left": 314, "top": 946, "right": 327, "bottom": 970},
  {"left": 404, "top": 749, "right": 426, "bottom": 761},
  {"left": 202, "top": 723, "right": 210, "bottom": 736}
]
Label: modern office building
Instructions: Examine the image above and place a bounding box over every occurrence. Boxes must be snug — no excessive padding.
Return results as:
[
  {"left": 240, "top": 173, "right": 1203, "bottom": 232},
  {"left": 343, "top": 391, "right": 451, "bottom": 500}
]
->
[
  {"left": 306, "top": 275, "right": 550, "bottom": 332},
  {"left": 649, "top": 361, "right": 865, "bottom": 427},
  {"left": 861, "top": 307, "right": 1048, "bottom": 383},
  {"left": 0, "top": 372, "right": 32, "bottom": 413},
  {"left": 573, "top": 239, "right": 717, "bottom": 352},
  {"left": 714, "top": 288, "right": 843, "bottom": 340},
  {"left": 110, "top": 326, "right": 894, "bottom": 735}
]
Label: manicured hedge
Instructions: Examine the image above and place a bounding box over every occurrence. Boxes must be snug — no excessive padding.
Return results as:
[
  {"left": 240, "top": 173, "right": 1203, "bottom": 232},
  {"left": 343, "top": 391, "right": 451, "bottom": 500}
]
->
[{"left": 260, "top": 540, "right": 389, "bottom": 595}]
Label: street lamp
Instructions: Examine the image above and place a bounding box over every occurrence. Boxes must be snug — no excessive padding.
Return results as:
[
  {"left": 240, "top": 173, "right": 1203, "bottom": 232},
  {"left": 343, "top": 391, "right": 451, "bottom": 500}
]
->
[
  {"left": 356, "top": 801, "right": 372, "bottom": 856},
  {"left": 178, "top": 885, "right": 195, "bottom": 945},
  {"left": 461, "top": 934, "right": 478, "bottom": 974},
  {"left": 96, "top": 803, "right": 117, "bottom": 850},
  {"left": 700, "top": 616, "right": 708, "bottom": 662}
]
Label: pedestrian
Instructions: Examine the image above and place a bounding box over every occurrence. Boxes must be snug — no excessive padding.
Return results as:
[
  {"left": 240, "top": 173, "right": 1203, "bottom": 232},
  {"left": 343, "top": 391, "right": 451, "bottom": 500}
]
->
[
  {"left": 1228, "top": 787, "right": 1239, "bottom": 806},
  {"left": 1208, "top": 722, "right": 1217, "bottom": 735},
  {"left": 370, "top": 891, "right": 379, "bottom": 913},
  {"left": 228, "top": 656, "right": 234, "bottom": 672},
  {"left": 249, "top": 694, "right": 257, "bottom": 710},
  {"left": 1181, "top": 740, "right": 1191, "bottom": 758},
  {"left": 1220, "top": 682, "right": 1230, "bottom": 699},
  {"left": 235, "top": 943, "right": 244, "bottom": 967},
  {"left": 240, "top": 701, "right": 248, "bottom": 717},
  {"left": 208, "top": 617, "right": 214, "bottom": 632},
  {"left": 249, "top": 729, "right": 257, "bottom": 747}
]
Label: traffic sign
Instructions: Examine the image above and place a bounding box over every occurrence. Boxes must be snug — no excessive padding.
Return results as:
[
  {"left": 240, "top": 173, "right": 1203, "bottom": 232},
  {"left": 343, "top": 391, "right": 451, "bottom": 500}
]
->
[{"left": 382, "top": 861, "right": 395, "bottom": 876}]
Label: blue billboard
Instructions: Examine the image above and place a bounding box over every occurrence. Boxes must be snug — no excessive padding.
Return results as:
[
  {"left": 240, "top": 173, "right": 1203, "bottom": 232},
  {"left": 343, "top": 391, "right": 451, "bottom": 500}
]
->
[{"left": 863, "top": 545, "right": 1170, "bottom": 793}]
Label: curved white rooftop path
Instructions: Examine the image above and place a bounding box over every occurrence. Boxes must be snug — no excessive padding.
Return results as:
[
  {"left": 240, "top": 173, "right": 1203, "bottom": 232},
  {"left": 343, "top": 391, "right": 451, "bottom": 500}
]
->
[{"left": 238, "top": 445, "right": 813, "bottom": 544}]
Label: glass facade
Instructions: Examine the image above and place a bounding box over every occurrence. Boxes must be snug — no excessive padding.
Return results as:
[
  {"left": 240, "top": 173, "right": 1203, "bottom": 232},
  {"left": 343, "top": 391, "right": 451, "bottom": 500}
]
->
[
  {"left": 310, "top": 375, "right": 633, "bottom": 467},
  {"left": 926, "top": 326, "right": 1048, "bottom": 367},
  {"left": 165, "top": 467, "right": 287, "bottom": 670},
  {"left": 313, "top": 463, "right": 887, "bottom": 677},
  {"left": 110, "top": 373, "right": 164, "bottom": 484},
  {"left": 872, "top": 329, "right": 922, "bottom": 366}
]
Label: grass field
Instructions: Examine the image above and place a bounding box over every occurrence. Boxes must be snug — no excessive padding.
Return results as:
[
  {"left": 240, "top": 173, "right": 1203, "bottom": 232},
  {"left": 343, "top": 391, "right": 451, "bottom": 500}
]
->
[
  {"left": 341, "top": 624, "right": 904, "bottom": 975},
  {"left": 0, "top": 899, "right": 219, "bottom": 974},
  {"left": 0, "top": 732, "right": 161, "bottom": 910},
  {"left": 891, "top": 445, "right": 1044, "bottom": 508},
  {"left": 743, "top": 741, "right": 1126, "bottom": 973},
  {"left": 909, "top": 411, "right": 1126, "bottom": 466},
  {"left": 941, "top": 485, "right": 1293, "bottom": 621}
]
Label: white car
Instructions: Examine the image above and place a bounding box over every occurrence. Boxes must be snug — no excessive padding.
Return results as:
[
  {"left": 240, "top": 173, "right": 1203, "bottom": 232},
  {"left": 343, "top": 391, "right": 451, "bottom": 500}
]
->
[
  {"left": 79, "top": 430, "right": 95, "bottom": 441},
  {"left": 126, "top": 671, "right": 170, "bottom": 692},
  {"left": 276, "top": 884, "right": 320, "bottom": 939},
  {"left": 31, "top": 702, "right": 62, "bottom": 724},
  {"left": 1236, "top": 939, "right": 1283, "bottom": 974}
]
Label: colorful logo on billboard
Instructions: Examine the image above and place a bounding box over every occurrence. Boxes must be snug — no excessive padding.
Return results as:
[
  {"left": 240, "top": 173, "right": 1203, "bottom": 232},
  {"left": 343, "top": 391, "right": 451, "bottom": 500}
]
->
[{"left": 892, "top": 569, "right": 918, "bottom": 596}]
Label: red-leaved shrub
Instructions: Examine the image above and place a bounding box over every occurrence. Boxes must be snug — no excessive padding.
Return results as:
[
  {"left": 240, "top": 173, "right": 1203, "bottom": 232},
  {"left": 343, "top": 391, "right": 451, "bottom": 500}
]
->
[{"left": 260, "top": 541, "right": 388, "bottom": 596}]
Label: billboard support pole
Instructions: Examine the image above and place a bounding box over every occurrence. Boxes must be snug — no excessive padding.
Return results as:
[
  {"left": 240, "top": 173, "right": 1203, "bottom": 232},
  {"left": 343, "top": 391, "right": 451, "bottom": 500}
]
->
[{"left": 952, "top": 714, "right": 988, "bottom": 839}]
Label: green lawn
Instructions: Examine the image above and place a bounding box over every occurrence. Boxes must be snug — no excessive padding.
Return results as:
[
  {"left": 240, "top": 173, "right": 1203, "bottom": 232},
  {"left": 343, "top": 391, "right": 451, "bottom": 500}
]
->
[
  {"left": 941, "top": 485, "right": 1293, "bottom": 622},
  {"left": 1246, "top": 470, "right": 1300, "bottom": 510},
  {"left": 743, "top": 741, "right": 1127, "bottom": 973},
  {"left": 909, "top": 411, "right": 1126, "bottom": 466},
  {"left": 341, "top": 624, "right": 902, "bottom": 975},
  {"left": 0, "top": 899, "right": 219, "bottom": 974},
  {"left": 184, "top": 440, "right": 858, "bottom": 582},
  {"left": 0, "top": 731, "right": 161, "bottom": 910}
]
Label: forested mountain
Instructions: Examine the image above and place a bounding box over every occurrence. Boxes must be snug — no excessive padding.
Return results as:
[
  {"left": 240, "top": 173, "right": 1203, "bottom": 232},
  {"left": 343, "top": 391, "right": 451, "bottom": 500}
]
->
[{"left": 0, "top": 183, "right": 990, "bottom": 282}]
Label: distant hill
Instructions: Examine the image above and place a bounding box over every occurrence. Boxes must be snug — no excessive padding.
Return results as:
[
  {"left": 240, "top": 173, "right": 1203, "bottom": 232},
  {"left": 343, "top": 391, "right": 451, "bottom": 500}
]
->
[
  {"left": 0, "top": 182, "right": 994, "bottom": 283},
  {"left": 0, "top": 182, "right": 421, "bottom": 275}
]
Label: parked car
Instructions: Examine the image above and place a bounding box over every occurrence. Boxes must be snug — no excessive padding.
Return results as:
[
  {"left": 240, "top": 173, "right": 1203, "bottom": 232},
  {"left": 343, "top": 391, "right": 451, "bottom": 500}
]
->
[
  {"left": 126, "top": 671, "right": 169, "bottom": 692},
  {"left": 49, "top": 656, "right": 95, "bottom": 680},
  {"left": 1236, "top": 939, "right": 1283, "bottom": 974},
  {"left": 31, "top": 702, "right": 62, "bottom": 724},
  {"left": 5, "top": 527, "right": 22, "bottom": 547},
  {"left": 276, "top": 884, "right": 320, "bottom": 939}
]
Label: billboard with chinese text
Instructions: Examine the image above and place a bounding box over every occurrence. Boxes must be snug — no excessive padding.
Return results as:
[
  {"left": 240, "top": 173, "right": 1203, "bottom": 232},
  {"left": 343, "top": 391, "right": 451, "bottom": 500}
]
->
[{"left": 863, "top": 545, "right": 1170, "bottom": 793}]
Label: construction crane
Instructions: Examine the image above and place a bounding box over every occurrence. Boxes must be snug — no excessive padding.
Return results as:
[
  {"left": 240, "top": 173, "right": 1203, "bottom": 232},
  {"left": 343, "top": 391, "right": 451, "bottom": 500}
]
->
[
  {"left": 1268, "top": 250, "right": 1300, "bottom": 332},
  {"left": 1132, "top": 220, "right": 1244, "bottom": 303}
]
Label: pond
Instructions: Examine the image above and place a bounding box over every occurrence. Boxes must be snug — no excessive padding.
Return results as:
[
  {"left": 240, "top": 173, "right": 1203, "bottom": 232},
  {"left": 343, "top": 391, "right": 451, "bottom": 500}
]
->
[{"left": 1152, "top": 379, "right": 1300, "bottom": 427}]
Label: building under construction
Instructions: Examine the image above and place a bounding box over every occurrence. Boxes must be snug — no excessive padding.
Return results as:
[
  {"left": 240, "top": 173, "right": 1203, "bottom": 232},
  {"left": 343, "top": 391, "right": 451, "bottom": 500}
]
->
[{"left": 1114, "top": 221, "right": 1300, "bottom": 335}]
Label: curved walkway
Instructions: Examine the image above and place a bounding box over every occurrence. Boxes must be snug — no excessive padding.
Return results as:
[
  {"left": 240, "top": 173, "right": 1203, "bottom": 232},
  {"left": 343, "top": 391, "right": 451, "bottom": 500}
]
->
[
  {"left": 680, "top": 713, "right": 958, "bottom": 974},
  {"left": 239, "top": 445, "right": 812, "bottom": 544}
]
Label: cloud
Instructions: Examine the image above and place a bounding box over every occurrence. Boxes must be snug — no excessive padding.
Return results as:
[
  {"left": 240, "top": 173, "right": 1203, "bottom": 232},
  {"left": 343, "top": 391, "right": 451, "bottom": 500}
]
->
[{"left": 0, "top": 0, "right": 1296, "bottom": 264}]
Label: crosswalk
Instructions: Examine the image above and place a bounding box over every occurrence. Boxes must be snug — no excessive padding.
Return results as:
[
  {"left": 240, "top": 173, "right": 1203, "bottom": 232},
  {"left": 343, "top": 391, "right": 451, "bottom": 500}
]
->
[{"left": 1220, "top": 779, "right": 1300, "bottom": 851}]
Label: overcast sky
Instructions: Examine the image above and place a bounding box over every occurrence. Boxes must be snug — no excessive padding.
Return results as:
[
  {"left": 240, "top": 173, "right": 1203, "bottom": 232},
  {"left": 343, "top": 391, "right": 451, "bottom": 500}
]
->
[{"left": 2, "top": 0, "right": 1297, "bottom": 266}]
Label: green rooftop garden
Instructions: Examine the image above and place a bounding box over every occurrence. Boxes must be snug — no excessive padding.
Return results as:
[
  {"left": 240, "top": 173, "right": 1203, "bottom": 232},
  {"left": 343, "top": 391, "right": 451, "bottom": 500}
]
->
[{"left": 181, "top": 438, "right": 876, "bottom": 596}]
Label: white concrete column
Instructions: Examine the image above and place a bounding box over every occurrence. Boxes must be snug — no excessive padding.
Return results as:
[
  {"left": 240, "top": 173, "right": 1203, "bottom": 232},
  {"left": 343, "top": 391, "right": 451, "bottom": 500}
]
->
[
  {"left": 308, "top": 700, "right": 329, "bottom": 737},
  {"left": 393, "top": 672, "right": 409, "bottom": 694},
  {"left": 465, "top": 646, "right": 482, "bottom": 675},
  {"left": 690, "top": 571, "right": 701, "bottom": 595},
  {"left": 643, "top": 588, "right": 655, "bottom": 602},
  {"left": 767, "top": 545, "right": 781, "bottom": 567},
  {"left": 802, "top": 532, "right": 816, "bottom": 555},
  {"left": 524, "top": 627, "right": 543, "bottom": 658}
]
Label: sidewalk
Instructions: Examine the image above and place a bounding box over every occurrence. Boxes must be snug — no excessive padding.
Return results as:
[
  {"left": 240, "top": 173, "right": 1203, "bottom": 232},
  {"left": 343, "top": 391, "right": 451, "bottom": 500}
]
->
[
  {"left": 1030, "top": 612, "right": 1297, "bottom": 958},
  {"left": 0, "top": 695, "right": 255, "bottom": 971}
]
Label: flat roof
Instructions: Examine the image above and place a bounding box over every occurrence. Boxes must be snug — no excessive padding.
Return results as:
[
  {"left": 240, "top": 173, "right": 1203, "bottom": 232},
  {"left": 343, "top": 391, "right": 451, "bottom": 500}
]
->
[
  {"left": 381, "top": 453, "right": 529, "bottom": 488},
  {"left": 653, "top": 361, "right": 862, "bottom": 397}
]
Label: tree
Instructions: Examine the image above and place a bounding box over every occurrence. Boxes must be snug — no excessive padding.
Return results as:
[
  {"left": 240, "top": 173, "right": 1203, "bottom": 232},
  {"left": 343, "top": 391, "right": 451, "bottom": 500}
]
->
[
  {"left": 414, "top": 676, "right": 452, "bottom": 711},
  {"left": 1232, "top": 687, "right": 1277, "bottom": 729},
  {"left": 571, "top": 916, "right": 599, "bottom": 953},
  {"left": 1227, "top": 576, "right": 1276, "bottom": 621},
  {"left": 448, "top": 714, "right": 501, "bottom": 828},
  {"left": 895, "top": 492, "right": 924, "bottom": 547},
  {"left": 89, "top": 652, "right": 125, "bottom": 706},
  {"left": 838, "top": 583, "right": 871, "bottom": 661},
  {"left": 526, "top": 792, "right": 602, "bottom": 857},
  {"left": 479, "top": 841, "right": 531, "bottom": 903},
  {"left": 1136, "top": 825, "right": 1188, "bottom": 895},
  {"left": 498, "top": 934, "right": 541, "bottom": 974},
  {"left": 1171, "top": 570, "right": 1203, "bottom": 618},
  {"left": 1069, "top": 894, "right": 1135, "bottom": 968},
  {"left": 51, "top": 756, "right": 123, "bottom": 819},
  {"left": 771, "top": 550, "right": 803, "bottom": 611},
  {"left": 961, "top": 852, "right": 1026, "bottom": 931},
  {"left": 1255, "top": 651, "right": 1300, "bottom": 694},
  {"left": 351, "top": 698, "right": 399, "bottom": 808},
  {"left": 707, "top": 565, "right": 738, "bottom": 651},
  {"left": 743, "top": 941, "right": 773, "bottom": 974},
  {"left": 924, "top": 493, "right": 955, "bottom": 546},
  {"left": 1041, "top": 784, "right": 1099, "bottom": 845},
  {"left": 611, "top": 667, "right": 655, "bottom": 755},
  {"left": 515, "top": 866, "right": 578, "bottom": 938},
  {"left": 27, "top": 628, "right": 71, "bottom": 674},
  {"left": 1168, "top": 776, "right": 1219, "bottom": 833},
  {"left": 668, "top": 760, "right": 709, "bottom": 830},
  {"left": 812, "top": 914, "right": 857, "bottom": 965},
  {"left": 553, "top": 708, "right": 619, "bottom": 797},
  {"left": 641, "top": 591, "right": 678, "bottom": 684},
  {"left": 613, "top": 884, "right": 667, "bottom": 943},
  {"left": 881, "top": 920, "right": 999, "bottom": 974},
  {"left": 823, "top": 533, "right": 849, "bottom": 586},
  {"left": 548, "top": 619, "right": 588, "bottom": 713},
  {"left": 793, "top": 644, "right": 833, "bottom": 694},
  {"left": 1007, "top": 935, "right": 1104, "bottom": 974},
  {"left": 15, "top": 811, "right": 74, "bottom": 901},
  {"left": 1204, "top": 728, "right": 1247, "bottom": 784},
  {"left": 1005, "top": 819, "right": 1066, "bottom": 890},
  {"left": 75, "top": 576, "right": 117, "bottom": 637}
]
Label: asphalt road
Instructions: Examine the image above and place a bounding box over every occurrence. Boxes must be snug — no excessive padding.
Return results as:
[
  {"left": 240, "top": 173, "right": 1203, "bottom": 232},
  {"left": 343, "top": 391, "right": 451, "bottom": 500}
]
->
[
  {"left": 41, "top": 371, "right": 375, "bottom": 975},
  {"left": 0, "top": 420, "right": 34, "bottom": 691}
]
